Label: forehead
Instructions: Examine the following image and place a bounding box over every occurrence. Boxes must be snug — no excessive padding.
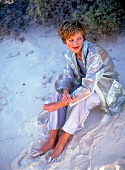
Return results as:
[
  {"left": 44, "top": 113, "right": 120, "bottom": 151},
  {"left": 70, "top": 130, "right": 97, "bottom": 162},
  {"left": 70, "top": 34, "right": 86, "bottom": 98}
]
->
[{"left": 67, "top": 32, "right": 83, "bottom": 39}]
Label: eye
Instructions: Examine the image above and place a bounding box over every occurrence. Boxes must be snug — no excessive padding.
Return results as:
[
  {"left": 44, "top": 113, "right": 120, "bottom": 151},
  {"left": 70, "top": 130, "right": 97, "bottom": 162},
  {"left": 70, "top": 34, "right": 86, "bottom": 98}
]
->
[
  {"left": 68, "top": 39, "right": 73, "bottom": 42},
  {"left": 77, "top": 37, "right": 82, "bottom": 40}
]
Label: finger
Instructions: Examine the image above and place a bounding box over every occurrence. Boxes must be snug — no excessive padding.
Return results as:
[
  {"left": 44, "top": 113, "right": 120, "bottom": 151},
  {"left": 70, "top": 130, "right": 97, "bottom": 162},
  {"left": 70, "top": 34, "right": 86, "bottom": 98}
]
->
[
  {"left": 67, "top": 95, "right": 72, "bottom": 100},
  {"left": 62, "top": 98, "right": 71, "bottom": 103},
  {"left": 43, "top": 105, "right": 49, "bottom": 110},
  {"left": 62, "top": 97, "right": 69, "bottom": 103}
]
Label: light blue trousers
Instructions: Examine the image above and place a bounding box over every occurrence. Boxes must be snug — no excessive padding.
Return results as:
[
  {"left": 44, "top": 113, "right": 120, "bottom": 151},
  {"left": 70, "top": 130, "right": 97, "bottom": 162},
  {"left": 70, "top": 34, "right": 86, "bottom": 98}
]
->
[{"left": 47, "top": 91, "right": 100, "bottom": 134}]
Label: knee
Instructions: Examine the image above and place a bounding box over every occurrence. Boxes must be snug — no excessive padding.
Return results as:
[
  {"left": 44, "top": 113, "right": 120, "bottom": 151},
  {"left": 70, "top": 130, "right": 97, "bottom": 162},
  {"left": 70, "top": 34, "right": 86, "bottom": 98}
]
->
[{"left": 85, "top": 93, "right": 100, "bottom": 108}]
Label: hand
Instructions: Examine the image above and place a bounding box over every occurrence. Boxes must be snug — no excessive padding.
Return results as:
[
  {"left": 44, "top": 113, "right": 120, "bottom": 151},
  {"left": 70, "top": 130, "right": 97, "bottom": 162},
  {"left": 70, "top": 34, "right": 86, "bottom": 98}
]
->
[
  {"left": 43, "top": 102, "right": 58, "bottom": 112},
  {"left": 62, "top": 93, "right": 74, "bottom": 103},
  {"left": 43, "top": 95, "right": 74, "bottom": 112}
]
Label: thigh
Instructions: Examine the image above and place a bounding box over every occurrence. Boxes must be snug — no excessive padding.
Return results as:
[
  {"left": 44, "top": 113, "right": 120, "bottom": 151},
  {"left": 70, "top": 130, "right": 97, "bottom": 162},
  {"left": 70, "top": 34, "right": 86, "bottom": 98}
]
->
[
  {"left": 85, "top": 92, "right": 100, "bottom": 110},
  {"left": 69, "top": 91, "right": 100, "bottom": 115},
  {"left": 62, "top": 92, "right": 100, "bottom": 134}
]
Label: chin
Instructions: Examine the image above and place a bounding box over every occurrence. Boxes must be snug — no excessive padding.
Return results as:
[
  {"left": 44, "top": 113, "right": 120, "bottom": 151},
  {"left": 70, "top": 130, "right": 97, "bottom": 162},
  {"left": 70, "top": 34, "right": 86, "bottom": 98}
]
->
[{"left": 73, "top": 50, "right": 80, "bottom": 54}]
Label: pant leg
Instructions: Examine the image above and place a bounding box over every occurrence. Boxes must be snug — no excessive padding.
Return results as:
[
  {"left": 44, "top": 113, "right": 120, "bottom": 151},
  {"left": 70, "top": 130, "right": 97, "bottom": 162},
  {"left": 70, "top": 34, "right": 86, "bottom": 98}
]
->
[
  {"left": 47, "top": 92, "right": 67, "bottom": 130},
  {"left": 47, "top": 83, "right": 81, "bottom": 130},
  {"left": 62, "top": 92, "right": 101, "bottom": 134}
]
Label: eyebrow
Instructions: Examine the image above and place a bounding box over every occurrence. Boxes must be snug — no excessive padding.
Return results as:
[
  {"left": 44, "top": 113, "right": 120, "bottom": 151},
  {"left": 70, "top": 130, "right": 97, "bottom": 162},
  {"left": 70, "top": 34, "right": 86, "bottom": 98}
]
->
[{"left": 68, "top": 36, "right": 82, "bottom": 40}]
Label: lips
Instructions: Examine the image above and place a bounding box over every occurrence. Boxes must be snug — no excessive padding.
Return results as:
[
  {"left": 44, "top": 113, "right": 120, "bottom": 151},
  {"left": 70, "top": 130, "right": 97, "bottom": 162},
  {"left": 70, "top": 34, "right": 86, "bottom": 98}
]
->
[{"left": 72, "top": 47, "right": 79, "bottom": 50}]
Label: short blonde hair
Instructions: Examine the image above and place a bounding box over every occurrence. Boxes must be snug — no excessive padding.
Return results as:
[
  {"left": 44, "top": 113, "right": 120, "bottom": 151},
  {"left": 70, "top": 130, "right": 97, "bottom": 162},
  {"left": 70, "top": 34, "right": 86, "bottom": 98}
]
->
[{"left": 58, "top": 20, "right": 87, "bottom": 44}]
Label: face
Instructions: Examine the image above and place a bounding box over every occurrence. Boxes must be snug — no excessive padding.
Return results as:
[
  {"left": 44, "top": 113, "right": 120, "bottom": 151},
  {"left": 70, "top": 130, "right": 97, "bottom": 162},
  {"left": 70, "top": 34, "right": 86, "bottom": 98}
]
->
[{"left": 65, "top": 32, "right": 84, "bottom": 56}]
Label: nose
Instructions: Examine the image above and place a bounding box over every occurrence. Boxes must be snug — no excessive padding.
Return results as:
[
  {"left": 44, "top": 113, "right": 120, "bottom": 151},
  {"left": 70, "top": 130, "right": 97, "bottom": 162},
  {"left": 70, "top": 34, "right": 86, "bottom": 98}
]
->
[{"left": 73, "top": 40, "right": 79, "bottom": 46}]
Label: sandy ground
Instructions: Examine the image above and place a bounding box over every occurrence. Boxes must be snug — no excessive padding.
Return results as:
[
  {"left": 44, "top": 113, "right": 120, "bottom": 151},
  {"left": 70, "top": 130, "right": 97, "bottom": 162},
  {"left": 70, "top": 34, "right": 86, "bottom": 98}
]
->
[{"left": 0, "top": 26, "right": 125, "bottom": 170}]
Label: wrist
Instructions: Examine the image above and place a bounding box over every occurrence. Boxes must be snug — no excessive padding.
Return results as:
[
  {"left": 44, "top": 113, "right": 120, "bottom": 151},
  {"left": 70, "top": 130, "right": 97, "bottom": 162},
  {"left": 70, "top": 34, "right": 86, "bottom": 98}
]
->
[{"left": 63, "top": 89, "right": 69, "bottom": 94}]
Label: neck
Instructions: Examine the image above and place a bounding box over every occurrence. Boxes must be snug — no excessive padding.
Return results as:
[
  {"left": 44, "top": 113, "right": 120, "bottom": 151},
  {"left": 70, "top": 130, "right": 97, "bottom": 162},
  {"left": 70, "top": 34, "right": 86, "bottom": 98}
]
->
[
  {"left": 76, "top": 47, "right": 83, "bottom": 60},
  {"left": 76, "top": 54, "right": 82, "bottom": 60}
]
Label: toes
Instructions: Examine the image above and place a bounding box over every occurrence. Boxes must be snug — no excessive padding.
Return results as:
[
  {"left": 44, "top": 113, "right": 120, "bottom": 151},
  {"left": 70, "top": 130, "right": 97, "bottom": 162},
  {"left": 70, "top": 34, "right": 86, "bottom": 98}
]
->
[
  {"left": 47, "top": 156, "right": 57, "bottom": 163},
  {"left": 31, "top": 151, "right": 44, "bottom": 158}
]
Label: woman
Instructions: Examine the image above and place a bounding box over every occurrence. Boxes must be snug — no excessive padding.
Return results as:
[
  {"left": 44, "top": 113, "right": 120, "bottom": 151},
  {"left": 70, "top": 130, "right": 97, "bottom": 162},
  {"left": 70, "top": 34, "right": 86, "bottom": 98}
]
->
[{"left": 32, "top": 20, "right": 125, "bottom": 162}]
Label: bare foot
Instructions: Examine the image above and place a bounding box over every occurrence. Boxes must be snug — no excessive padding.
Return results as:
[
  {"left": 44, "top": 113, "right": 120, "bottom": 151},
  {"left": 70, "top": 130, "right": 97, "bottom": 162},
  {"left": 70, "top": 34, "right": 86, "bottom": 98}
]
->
[
  {"left": 32, "top": 130, "right": 60, "bottom": 158},
  {"left": 39, "top": 140, "right": 57, "bottom": 153},
  {"left": 51, "top": 139, "right": 66, "bottom": 159},
  {"left": 51, "top": 132, "right": 71, "bottom": 159},
  {"left": 32, "top": 140, "right": 58, "bottom": 158}
]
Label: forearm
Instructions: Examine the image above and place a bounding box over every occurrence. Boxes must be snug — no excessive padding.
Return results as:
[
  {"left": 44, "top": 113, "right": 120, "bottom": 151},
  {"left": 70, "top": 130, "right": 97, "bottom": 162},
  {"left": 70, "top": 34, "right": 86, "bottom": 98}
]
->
[
  {"left": 43, "top": 89, "right": 72, "bottom": 112},
  {"left": 55, "top": 100, "right": 70, "bottom": 108},
  {"left": 43, "top": 100, "right": 70, "bottom": 112}
]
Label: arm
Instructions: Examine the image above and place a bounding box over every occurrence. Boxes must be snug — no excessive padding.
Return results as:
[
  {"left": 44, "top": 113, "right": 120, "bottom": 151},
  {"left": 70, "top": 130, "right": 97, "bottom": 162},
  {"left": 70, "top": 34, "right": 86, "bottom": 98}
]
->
[
  {"left": 55, "top": 52, "right": 77, "bottom": 94},
  {"left": 43, "top": 89, "right": 73, "bottom": 112},
  {"left": 43, "top": 51, "right": 76, "bottom": 112},
  {"left": 70, "top": 52, "right": 105, "bottom": 106}
]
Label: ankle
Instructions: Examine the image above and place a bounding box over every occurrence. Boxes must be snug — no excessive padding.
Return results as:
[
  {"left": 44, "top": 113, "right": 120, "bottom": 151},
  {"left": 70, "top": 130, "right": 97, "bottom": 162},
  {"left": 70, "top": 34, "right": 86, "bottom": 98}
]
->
[
  {"left": 47, "top": 138, "right": 57, "bottom": 146},
  {"left": 58, "top": 133, "right": 71, "bottom": 145},
  {"left": 48, "top": 129, "right": 59, "bottom": 141}
]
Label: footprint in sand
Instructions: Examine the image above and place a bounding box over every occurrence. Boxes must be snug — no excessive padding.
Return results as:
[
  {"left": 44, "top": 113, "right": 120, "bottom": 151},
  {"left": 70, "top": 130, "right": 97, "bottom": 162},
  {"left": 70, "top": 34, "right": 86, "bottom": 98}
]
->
[{"left": 41, "top": 74, "right": 53, "bottom": 87}]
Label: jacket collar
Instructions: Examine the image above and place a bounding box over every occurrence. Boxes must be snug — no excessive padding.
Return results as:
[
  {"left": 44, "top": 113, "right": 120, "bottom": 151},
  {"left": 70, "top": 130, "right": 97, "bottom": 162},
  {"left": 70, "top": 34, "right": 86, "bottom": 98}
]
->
[{"left": 82, "top": 40, "right": 88, "bottom": 65}]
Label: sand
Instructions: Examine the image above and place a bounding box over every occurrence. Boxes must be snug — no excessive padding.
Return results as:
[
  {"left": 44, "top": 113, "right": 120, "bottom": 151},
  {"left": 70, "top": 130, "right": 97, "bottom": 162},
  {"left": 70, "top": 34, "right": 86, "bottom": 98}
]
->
[{"left": 0, "top": 26, "right": 125, "bottom": 170}]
